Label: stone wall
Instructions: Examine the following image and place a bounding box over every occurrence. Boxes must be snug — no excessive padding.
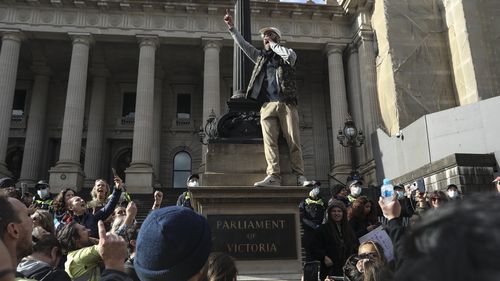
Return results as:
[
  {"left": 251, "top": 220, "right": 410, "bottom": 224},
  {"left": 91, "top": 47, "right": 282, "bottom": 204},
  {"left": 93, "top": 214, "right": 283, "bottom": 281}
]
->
[
  {"left": 442, "top": 0, "right": 500, "bottom": 105},
  {"left": 393, "top": 153, "right": 497, "bottom": 194},
  {"left": 372, "top": 0, "right": 456, "bottom": 135}
]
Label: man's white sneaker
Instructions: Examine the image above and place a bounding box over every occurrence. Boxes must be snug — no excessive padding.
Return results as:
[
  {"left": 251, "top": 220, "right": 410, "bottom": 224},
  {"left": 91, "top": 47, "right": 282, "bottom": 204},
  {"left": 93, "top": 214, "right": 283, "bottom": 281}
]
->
[
  {"left": 254, "top": 175, "right": 281, "bottom": 187},
  {"left": 297, "top": 175, "right": 307, "bottom": 186}
]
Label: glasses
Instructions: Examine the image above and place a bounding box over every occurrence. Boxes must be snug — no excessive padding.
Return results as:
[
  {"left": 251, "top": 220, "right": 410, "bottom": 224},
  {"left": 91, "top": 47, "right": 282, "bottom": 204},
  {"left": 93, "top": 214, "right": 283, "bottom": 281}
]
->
[
  {"left": 358, "top": 252, "right": 378, "bottom": 260},
  {"left": 431, "top": 197, "right": 441, "bottom": 202}
]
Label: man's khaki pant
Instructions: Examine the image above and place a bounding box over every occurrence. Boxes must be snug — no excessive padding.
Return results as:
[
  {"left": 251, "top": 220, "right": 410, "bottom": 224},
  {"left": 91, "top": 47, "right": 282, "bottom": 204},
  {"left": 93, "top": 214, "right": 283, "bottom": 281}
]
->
[{"left": 260, "top": 101, "right": 304, "bottom": 178}]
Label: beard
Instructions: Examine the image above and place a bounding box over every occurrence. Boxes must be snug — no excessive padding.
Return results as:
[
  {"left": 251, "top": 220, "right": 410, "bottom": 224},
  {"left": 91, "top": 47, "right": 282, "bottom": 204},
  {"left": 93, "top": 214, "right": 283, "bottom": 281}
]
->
[{"left": 17, "top": 238, "right": 33, "bottom": 262}]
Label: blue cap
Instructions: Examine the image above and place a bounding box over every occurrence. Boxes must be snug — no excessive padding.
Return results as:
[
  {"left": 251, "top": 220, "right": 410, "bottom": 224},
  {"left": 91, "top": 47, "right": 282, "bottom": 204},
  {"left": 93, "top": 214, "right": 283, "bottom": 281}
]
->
[
  {"left": 383, "top": 178, "right": 391, "bottom": 185},
  {"left": 135, "top": 206, "right": 212, "bottom": 281}
]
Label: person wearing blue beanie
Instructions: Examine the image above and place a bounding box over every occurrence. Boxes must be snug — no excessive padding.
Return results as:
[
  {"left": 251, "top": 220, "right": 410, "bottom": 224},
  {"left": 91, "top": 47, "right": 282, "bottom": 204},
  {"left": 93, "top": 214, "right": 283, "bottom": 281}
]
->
[{"left": 135, "top": 206, "right": 212, "bottom": 281}]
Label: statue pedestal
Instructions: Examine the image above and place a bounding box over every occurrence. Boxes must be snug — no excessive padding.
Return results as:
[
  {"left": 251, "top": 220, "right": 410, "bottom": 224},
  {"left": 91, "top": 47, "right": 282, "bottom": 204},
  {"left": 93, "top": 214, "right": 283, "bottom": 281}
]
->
[
  {"left": 202, "top": 142, "right": 298, "bottom": 186},
  {"left": 190, "top": 186, "right": 307, "bottom": 280}
]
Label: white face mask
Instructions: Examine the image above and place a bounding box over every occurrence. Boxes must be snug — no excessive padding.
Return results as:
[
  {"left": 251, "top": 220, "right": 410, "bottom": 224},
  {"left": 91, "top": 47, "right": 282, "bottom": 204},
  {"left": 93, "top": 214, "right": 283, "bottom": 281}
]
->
[
  {"left": 350, "top": 186, "right": 362, "bottom": 196},
  {"left": 309, "top": 187, "right": 320, "bottom": 198},
  {"left": 448, "top": 190, "right": 458, "bottom": 199},
  {"left": 37, "top": 188, "right": 49, "bottom": 199},
  {"left": 187, "top": 180, "right": 199, "bottom": 187}
]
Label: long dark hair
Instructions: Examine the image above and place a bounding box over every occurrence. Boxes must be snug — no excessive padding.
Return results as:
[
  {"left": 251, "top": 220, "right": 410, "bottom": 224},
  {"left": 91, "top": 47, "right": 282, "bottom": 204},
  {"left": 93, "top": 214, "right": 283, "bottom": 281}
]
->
[
  {"left": 53, "top": 188, "right": 76, "bottom": 213},
  {"left": 348, "top": 196, "right": 376, "bottom": 222}
]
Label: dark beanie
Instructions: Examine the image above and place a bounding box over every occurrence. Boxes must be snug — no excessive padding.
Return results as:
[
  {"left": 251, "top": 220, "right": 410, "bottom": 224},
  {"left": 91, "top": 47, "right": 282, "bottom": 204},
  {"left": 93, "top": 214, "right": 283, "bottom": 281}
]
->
[{"left": 135, "top": 206, "right": 212, "bottom": 281}]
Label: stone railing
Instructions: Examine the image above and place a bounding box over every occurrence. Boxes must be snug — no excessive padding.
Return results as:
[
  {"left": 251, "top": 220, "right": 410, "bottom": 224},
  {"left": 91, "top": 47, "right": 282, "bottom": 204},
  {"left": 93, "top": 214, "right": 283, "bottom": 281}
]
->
[
  {"left": 171, "top": 118, "right": 196, "bottom": 132},
  {"left": 11, "top": 112, "right": 26, "bottom": 128}
]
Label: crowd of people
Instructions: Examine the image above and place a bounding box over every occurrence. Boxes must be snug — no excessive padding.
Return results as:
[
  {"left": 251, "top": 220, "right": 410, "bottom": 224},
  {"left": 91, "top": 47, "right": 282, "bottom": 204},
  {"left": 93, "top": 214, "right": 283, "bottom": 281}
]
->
[
  {"left": 299, "top": 177, "right": 500, "bottom": 281},
  {"left": 0, "top": 175, "right": 238, "bottom": 281},
  {"left": 1, "top": 175, "right": 500, "bottom": 281}
]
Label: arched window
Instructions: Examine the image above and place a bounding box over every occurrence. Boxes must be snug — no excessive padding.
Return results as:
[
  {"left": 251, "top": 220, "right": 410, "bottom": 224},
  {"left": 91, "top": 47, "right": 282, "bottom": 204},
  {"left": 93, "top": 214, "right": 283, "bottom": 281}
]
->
[{"left": 173, "top": 151, "right": 192, "bottom": 188}]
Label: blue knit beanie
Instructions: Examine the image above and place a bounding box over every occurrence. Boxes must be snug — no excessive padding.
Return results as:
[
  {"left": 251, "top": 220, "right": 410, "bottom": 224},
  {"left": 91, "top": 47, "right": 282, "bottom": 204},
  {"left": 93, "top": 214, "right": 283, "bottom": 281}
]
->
[{"left": 135, "top": 206, "right": 212, "bottom": 281}]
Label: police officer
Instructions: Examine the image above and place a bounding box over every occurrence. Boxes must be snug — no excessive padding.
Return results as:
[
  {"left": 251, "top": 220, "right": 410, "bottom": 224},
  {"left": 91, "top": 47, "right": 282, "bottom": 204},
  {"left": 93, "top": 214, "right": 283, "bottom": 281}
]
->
[
  {"left": 299, "top": 180, "right": 325, "bottom": 261},
  {"left": 33, "top": 180, "right": 54, "bottom": 210},
  {"left": 176, "top": 174, "right": 199, "bottom": 210}
]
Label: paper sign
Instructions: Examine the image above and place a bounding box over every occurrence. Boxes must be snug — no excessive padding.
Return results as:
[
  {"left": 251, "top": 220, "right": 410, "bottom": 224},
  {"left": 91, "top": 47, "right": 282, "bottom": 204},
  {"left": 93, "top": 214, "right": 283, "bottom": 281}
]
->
[{"left": 358, "top": 226, "right": 394, "bottom": 261}]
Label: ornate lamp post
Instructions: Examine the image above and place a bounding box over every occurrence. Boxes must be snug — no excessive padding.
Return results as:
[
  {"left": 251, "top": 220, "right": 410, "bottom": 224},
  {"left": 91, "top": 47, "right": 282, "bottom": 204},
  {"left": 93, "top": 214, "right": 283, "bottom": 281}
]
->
[
  {"left": 337, "top": 115, "right": 365, "bottom": 148},
  {"left": 199, "top": 110, "right": 218, "bottom": 145},
  {"left": 336, "top": 115, "right": 365, "bottom": 183}
]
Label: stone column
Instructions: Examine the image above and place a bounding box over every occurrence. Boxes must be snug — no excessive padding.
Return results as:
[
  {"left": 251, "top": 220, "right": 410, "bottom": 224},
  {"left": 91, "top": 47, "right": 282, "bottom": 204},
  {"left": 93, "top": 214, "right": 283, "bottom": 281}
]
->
[
  {"left": 346, "top": 44, "right": 366, "bottom": 168},
  {"left": 202, "top": 39, "right": 222, "bottom": 131},
  {"left": 125, "top": 36, "right": 158, "bottom": 193},
  {"left": 0, "top": 31, "right": 23, "bottom": 178},
  {"left": 202, "top": 39, "right": 222, "bottom": 163},
  {"left": 49, "top": 33, "right": 93, "bottom": 192},
  {"left": 151, "top": 64, "right": 163, "bottom": 186},
  {"left": 19, "top": 63, "right": 51, "bottom": 184},
  {"left": 231, "top": 0, "right": 251, "bottom": 98},
  {"left": 356, "top": 30, "right": 380, "bottom": 183},
  {"left": 326, "top": 44, "right": 352, "bottom": 181},
  {"left": 83, "top": 66, "right": 109, "bottom": 187}
]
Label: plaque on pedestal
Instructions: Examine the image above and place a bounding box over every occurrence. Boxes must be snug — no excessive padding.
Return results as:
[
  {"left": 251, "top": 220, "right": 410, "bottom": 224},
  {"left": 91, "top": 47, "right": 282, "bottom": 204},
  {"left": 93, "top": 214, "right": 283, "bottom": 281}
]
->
[{"left": 190, "top": 186, "right": 308, "bottom": 280}]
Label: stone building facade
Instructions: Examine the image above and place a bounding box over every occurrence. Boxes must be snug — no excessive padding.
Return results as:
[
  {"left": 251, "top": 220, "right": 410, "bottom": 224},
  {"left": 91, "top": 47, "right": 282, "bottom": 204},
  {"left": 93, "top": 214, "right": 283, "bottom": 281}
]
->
[{"left": 1, "top": 0, "right": 498, "bottom": 193}]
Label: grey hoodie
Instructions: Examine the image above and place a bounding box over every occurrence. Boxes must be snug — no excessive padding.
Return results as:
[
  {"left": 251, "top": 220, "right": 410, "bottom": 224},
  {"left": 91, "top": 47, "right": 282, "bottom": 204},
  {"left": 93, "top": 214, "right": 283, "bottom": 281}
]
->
[{"left": 17, "top": 258, "right": 71, "bottom": 281}]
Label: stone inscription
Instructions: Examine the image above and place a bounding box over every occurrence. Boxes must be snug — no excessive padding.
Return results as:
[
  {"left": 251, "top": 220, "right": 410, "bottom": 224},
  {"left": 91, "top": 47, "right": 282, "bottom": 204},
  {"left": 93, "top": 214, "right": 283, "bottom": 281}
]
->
[{"left": 207, "top": 214, "right": 297, "bottom": 260}]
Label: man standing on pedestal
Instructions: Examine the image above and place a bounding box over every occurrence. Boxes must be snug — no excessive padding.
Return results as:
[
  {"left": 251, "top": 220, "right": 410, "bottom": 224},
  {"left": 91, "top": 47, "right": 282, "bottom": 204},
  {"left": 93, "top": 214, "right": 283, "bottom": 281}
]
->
[{"left": 224, "top": 10, "right": 307, "bottom": 187}]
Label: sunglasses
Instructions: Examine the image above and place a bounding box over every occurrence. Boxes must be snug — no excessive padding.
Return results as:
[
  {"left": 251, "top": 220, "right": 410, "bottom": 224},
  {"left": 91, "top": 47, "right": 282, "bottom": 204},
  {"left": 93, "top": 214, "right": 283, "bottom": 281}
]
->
[
  {"left": 358, "top": 252, "right": 378, "bottom": 260},
  {"left": 431, "top": 197, "right": 442, "bottom": 202}
]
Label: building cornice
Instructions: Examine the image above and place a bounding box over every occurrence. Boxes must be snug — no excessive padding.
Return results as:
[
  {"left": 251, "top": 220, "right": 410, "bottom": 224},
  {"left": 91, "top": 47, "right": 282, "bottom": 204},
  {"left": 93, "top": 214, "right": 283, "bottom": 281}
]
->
[
  {"left": 7, "top": 0, "right": 344, "bottom": 19},
  {"left": 0, "top": 0, "right": 352, "bottom": 50}
]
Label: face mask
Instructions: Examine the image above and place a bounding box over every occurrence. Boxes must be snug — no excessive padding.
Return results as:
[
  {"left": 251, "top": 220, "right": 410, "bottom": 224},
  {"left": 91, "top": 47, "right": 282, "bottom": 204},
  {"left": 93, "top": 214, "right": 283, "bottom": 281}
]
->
[
  {"left": 37, "top": 188, "right": 49, "bottom": 199},
  {"left": 448, "top": 190, "right": 458, "bottom": 199},
  {"left": 396, "top": 191, "right": 405, "bottom": 200},
  {"left": 309, "top": 187, "right": 320, "bottom": 198},
  {"left": 350, "top": 186, "right": 362, "bottom": 196},
  {"left": 187, "top": 180, "right": 199, "bottom": 187}
]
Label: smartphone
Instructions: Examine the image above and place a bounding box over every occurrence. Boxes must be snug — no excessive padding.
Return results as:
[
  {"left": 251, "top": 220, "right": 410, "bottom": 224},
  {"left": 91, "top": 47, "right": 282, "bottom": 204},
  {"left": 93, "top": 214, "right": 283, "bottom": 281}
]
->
[
  {"left": 409, "top": 178, "right": 425, "bottom": 193},
  {"left": 303, "top": 261, "right": 320, "bottom": 281},
  {"left": 416, "top": 178, "right": 425, "bottom": 193}
]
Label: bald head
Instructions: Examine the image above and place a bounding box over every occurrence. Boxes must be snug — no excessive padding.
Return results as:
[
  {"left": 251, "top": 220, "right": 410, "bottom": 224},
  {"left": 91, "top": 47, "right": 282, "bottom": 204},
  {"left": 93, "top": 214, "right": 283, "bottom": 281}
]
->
[{"left": 1, "top": 197, "right": 33, "bottom": 264}]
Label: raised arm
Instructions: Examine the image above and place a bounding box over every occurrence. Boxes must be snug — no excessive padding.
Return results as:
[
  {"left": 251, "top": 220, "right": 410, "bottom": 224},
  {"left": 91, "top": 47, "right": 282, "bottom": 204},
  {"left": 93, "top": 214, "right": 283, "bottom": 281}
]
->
[
  {"left": 224, "top": 9, "right": 260, "bottom": 63},
  {"left": 95, "top": 176, "right": 123, "bottom": 221}
]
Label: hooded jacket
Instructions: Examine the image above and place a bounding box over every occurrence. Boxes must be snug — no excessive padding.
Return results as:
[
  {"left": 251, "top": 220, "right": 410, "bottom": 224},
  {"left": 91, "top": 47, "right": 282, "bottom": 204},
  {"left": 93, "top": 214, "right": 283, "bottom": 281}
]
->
[
  {"left": 310, "top": 200, "right": 359, "bottom": 278},
  {"left": 17, "top": 258, "right": 71, "bottom": 281}
]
